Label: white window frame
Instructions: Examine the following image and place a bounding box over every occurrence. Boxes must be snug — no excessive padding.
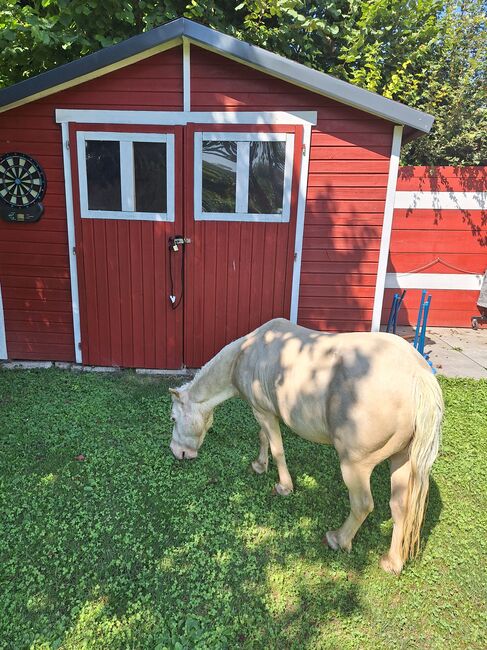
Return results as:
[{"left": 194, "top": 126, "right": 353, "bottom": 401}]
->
[
  {"left": 194, "top": 131, "right": 295, "bottom": 222},
  {"left": 76, "top": 131, "right": 175, "bottom": 221}
]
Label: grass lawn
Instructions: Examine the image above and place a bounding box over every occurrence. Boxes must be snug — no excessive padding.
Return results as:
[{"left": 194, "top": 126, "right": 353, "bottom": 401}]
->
[{"left": 0, "top": 369, "right": 486, "bottom": 649}]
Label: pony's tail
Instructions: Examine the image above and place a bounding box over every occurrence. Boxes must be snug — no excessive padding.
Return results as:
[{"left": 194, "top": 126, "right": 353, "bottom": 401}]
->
[{"left": 401, "top": 370, "right": 443, "bottom": 563}]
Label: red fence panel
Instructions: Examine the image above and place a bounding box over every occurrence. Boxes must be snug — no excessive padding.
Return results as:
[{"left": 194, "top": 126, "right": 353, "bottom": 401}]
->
[{"left": 383, "top": 166, "right": 487, "bottom": 327}]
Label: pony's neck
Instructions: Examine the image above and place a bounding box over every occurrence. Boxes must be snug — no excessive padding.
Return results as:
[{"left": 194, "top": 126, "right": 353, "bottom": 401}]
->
[{"left": 185, "top": 338, "right": 241, "bottom": 408}]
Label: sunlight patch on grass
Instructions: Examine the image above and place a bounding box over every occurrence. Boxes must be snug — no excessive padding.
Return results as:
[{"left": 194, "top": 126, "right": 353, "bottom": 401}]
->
[
  {"left": 0, "top": 369, "right": 485, "bottom": 649},
  {"left": 39, "top": 473, "right": 57, "bottom": 486}
]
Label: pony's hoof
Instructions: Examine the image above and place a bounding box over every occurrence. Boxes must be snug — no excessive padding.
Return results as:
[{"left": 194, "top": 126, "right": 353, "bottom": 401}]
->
[
  {"left": 324, "top": 530, "right": 351, "bottom": 552},
  {"left": 324, "top": 530, "right": 340, "bottom": 551},
  {"left": 272, "top": 483, "right": 293, "bottom": 496},
  {"left": 379, "top": 553, "right": 403, "bottom": 575},
  {"left": 251, "top": 460, "right": 268, "bottom": 475}
]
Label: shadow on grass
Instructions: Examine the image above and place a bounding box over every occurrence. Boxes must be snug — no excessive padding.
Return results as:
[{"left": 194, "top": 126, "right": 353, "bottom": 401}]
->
[{"left": 0, "top": 368, "right": 444, "bottom": 649}]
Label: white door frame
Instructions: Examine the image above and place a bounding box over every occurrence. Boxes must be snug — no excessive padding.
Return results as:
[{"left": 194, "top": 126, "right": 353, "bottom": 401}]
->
[
  {"left": 59, "top": 109, "right": 316, "bottom": 364},
  {"left": 61, "top": 122, "right": 82, "bottom": 363},
  {"left": 0, "top": 282, "right": 7, "bottom": 360}
]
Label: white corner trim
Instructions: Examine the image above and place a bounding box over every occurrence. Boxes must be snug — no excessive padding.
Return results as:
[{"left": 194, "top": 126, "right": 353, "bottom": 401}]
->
[
  {"left": 395, "top": 190, "right": 487, "bottom": 211},
  {"left": 183, "top": 38, "right": 191, "bottom": 111},
  {"left": 61, "top": 122, "right": 82, "bottom": 364},
  {"left": 290, "top": 123, "right": 312, "bottom": 323},
  {"left": 371, "top": 125, "right": 403, "bottom": 331},
  {"left": 55, "top": 109, "right": 317, "bottom": 126},
  {"left": 385, "top": 272, "right": 483, "bottom": 291},
  {"left": 0, "top": 282, "right": 7, "bottom": 360}
]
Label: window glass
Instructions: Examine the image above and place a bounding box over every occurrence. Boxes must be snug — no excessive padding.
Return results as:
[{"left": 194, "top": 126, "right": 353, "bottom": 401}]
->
[
  {"left": 202, "top": 141, "right": 237, "bottom": 213},
  {"left": 134, "top": 142, "right": 167, "bottom": 213},
  {"left": 248, "top": 141, "right": 285, "bottom": 214},
  {"left": 86, "top": 140, "right": 121, "bottom": 211}
]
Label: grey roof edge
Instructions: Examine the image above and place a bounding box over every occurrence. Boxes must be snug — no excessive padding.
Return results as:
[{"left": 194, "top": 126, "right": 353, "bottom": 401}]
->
[
  {"left": 183, "top": 20, "right": 434, "bottom": 135},
  {"left": 0, "top": 17, "right": 433, "bottom": 137},
  {"left": 0, "top": 20, "right": 184, "bottom": 110}
]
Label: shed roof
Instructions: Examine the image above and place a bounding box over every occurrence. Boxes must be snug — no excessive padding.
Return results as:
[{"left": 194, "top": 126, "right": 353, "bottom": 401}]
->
[{"left": 0, "top": 18, "right": 433, "bottom": 140}]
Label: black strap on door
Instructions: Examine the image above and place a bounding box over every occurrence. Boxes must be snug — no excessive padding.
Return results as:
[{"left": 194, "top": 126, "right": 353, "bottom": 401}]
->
[{"left": 168, "top": 235, "right": 191, "bottom": 310}]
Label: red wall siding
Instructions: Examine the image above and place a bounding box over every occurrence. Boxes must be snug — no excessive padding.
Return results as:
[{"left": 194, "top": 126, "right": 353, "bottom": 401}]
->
[
  {"left": 0, "top": 47, "right": 183, "bottom": 361},
  {"left": 0, "top": 43, "right": 395, "bottom": 363},
  {"left": 383, "top": 166, "right": 487, "bottom": 328},
  {"left": 191, "top": 46, "right": 393, "bottom": 332}
]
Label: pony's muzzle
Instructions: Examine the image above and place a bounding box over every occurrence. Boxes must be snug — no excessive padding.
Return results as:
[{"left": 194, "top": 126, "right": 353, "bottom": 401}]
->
[{"left": 170, "top": 440, "right": 198, "bottom": 460}]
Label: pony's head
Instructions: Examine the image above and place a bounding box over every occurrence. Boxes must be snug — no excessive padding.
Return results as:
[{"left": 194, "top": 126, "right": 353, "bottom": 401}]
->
[{"left": 169, "top": 388, "right": 214, "bottom": 460}]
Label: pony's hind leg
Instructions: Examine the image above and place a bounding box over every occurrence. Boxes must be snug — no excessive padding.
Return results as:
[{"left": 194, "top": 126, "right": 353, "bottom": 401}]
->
[
  {"left": 251, "top": 428, "right": 269, "bottom": 474},
  {"left": 325, "top": 460, "right": 374, "bottom": 552},
  {"left": 380, "top": 448, "right": 411, "bottom": 575},
  {"left": 252, "top": 409, "right": 293, "bottom": 495}
]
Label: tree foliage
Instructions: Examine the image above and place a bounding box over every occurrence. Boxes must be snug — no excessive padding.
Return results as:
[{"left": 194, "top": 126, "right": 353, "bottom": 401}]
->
[
  {"left": 402, "top": 0, "right": 487, "bottom": 165},
  {"left": 0, "top": 0, "right": 485, "bottom": 165}
]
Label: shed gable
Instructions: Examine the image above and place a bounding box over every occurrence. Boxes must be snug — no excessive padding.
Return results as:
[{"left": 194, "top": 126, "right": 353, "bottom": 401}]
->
[
  {"left": 188, "top": 46, "right": 394, "bottom": 331},
  {"left": 0, "top": 47, "right": 182, "bottom": 362}
]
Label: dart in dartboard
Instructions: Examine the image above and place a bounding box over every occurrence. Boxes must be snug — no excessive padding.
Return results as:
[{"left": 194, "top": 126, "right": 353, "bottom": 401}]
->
[{"left": 0, "top": 152, "right": 47, "bottom": 222}]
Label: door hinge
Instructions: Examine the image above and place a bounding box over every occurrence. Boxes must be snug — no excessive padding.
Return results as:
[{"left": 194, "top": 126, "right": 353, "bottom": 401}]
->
[
  {"left": 78, "top": 341, "right": 82, "bottom": 350},
  {"left": 65, "top": 140, "right": 70, "bottom": 150},
  {"left": 72, "top": 246, "right": 76, "bottom": 256},
  {"left": 302, "top": 143, "right": 306, "bottom": 156}
]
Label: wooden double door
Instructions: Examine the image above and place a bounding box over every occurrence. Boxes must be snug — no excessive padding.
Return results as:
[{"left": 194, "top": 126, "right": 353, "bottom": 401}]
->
[{"left": 69, "top": 121, "right": 302, "bottom": 368}]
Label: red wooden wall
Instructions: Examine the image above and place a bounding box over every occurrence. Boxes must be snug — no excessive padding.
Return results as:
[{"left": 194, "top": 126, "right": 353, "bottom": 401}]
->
[
  {"left": 0, "top": 48, "right": 182, "bottom": 361},
  {"left": 0, "top": 43, "right": 392, "bottom": 363},
  {"left": 383, "top": 166, "right": 487, "bottom": 327},
  {"left": 190, "top": 47, "right": 393, "bottom": 334}
]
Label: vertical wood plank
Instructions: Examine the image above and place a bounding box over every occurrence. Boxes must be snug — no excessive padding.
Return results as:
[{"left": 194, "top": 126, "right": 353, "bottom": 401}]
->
[
  {"left": 105, "top": 219, "right": 123, "bottom": 365},
  {"left": 141, "top": 222, "right": 155, "bottom": 366},
  {"left": 81, "top": 220, "right": 100, "bottom": 364},
  {"left": 130, "top": 220, "right": 145, "bottom": 366},
  {"left": 117, "top": 220, "right": 133, "bottom": 367}
]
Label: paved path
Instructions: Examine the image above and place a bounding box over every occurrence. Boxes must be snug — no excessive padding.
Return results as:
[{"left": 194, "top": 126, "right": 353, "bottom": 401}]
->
[
  {"left": 2, "top": 327, "right": 486, "bottom": 379},
  {"left": 396, "top": 326, "right": 487, "bottom": 379}
]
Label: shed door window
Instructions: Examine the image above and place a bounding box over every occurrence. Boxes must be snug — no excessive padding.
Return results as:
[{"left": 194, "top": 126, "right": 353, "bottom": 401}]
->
[
  {"left": 86, "top": 141, "right": 122, "bottom": 211},
  {"left": 78, "top": 132, "right": 174, "bottom": 221},
  {"left": 195, "top": 132, "right": 294, "bottom": 222}
]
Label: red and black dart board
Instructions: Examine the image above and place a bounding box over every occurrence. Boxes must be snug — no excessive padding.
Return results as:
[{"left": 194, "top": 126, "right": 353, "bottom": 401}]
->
[{"left": 0, "top": 152, "right": 47, "bottom": 222}]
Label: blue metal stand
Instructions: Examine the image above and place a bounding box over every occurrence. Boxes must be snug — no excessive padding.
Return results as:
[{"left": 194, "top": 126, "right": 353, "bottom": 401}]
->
[
  {"left": 386, "top": 290, "right": 406, "bottom": 334},
  {"left": 413, "top": 290, "right": 436, "bottom": 373}
]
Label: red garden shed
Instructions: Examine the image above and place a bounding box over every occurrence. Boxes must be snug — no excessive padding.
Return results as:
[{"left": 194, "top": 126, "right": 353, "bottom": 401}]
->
[{"left": 0, "top": 18, "right": 433, "bottom": 369}]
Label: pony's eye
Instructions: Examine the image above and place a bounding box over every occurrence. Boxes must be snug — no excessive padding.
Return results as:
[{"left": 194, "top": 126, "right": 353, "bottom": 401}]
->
[{"left": 171, "top": 416, "right": 176, "bottom": 422}]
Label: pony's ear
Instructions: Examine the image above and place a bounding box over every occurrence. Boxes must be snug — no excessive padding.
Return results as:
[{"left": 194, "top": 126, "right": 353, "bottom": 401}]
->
[{"left": 170, "top": 387, "right": 188, "bottom": 402}]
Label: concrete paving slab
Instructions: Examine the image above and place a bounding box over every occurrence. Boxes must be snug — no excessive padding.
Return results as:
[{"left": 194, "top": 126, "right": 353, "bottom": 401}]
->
[
  {"left": 428, "top": 328, "right": 487, "bottom": 368},
  {"left": 395, "top": 326, "right": 487, "bottom": 379},
  {"left": 1, "top": 361, "right": 53, "bottom": 370}
]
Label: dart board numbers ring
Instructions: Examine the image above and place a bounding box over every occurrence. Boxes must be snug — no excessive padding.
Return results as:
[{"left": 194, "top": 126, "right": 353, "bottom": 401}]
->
[{"left": 0, "top": 152, "right": 47, "bottom": 223}]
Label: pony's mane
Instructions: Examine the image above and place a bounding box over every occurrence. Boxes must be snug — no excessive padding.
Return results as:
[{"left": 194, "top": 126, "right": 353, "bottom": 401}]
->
[{"left": 180, "top": 337, "right": 243, "bottom": 396}]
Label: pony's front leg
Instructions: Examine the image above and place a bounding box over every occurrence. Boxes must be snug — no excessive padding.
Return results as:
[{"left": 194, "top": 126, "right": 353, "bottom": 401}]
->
[
  {"left": 251, "top": 428, "right": 269, "bottom": 475},
  {"left": 252, "top": 409, "right": 293, "bottom": 495}
]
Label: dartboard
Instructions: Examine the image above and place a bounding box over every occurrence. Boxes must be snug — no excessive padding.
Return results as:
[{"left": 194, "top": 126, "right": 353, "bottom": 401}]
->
[{"left": 0, "top": 152, "right": 47, "bottom": 208}]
